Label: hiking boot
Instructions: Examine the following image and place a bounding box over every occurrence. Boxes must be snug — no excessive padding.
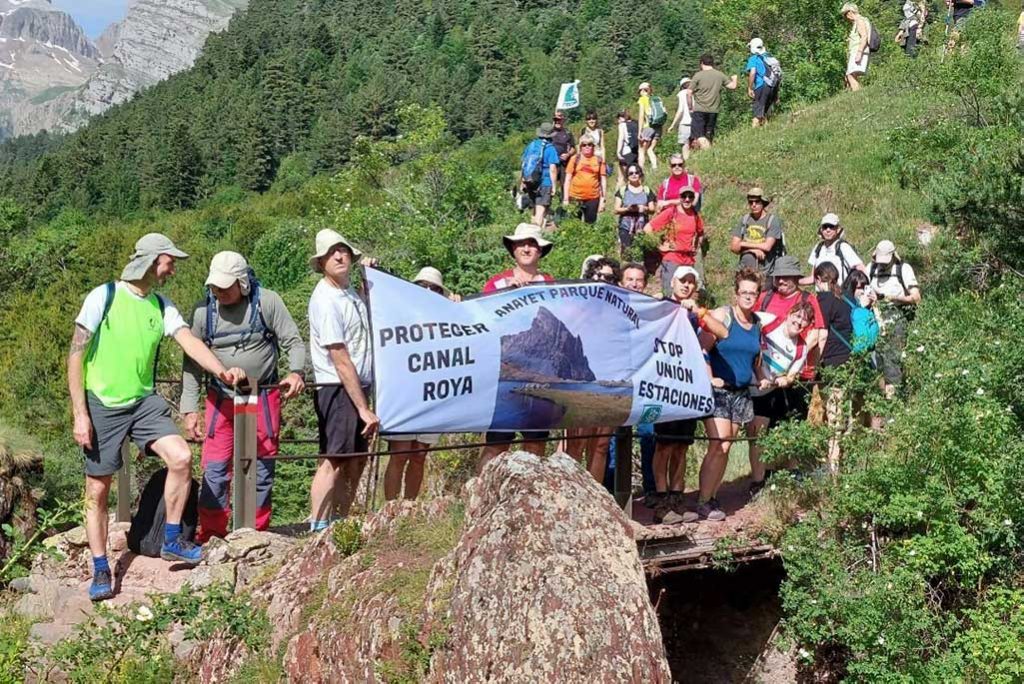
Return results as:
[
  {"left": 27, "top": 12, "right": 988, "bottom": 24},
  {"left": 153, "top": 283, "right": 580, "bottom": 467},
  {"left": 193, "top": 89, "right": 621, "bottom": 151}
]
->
[
  {"left": 160, "top": 537, "right": 203, "bottom": 566},
  {"left": 89, "top": 569, "right": 114, "bottom": 602},
  {"left": 662, "top": 510, "right": 700, "bottom": 524},
  {"left": 696, "top": 499, "right": 727, "bottom": 522},
  {"left": 651, "top": 495, "right": 673, "bottom": 524},
  {"left": 644, "top": 491, "right": 665, "bottom": 510},
  {"left": 668, "top": 491, "right": 687, "bottom": 514}
]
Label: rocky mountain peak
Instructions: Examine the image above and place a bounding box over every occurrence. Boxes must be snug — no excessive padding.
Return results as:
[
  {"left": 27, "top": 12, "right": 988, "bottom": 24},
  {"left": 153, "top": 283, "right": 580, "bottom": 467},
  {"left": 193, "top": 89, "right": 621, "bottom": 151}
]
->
[{"left": 500, "top": 306, "right": 597, "bottom": 382}]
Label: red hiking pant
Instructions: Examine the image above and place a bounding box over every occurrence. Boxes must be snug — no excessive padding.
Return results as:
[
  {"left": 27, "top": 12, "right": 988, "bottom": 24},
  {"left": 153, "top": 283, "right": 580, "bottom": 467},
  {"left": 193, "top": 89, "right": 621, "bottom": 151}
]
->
[{"left": 197, "top": 388, "right": 280, "bottom": 542}]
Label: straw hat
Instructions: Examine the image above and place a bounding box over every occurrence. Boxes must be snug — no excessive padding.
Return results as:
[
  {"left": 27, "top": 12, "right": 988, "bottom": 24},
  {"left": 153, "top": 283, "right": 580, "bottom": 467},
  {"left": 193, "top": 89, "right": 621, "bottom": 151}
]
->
[{"left": 503, "top": 223, "right": 553, "bottom": 257}]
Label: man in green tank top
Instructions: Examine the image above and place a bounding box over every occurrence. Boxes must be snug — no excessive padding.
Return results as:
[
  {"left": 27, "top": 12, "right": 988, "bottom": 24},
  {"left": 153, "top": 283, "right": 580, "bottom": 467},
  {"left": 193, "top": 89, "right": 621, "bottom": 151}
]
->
[{"left": 68, "top": 233, "right": 245, "bottom": 602}]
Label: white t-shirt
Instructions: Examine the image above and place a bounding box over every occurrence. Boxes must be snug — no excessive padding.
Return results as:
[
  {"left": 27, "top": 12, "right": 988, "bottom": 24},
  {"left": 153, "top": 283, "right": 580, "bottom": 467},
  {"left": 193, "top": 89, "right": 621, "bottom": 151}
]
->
[
  {"left": 870, "top": 262, "right": 918, "bottom": 299},
  {"left": 752, "top": 313, "right": 807, "bottom": 397},
  {"left": 807, "top": 240, "right": 864, "bottom": 284},
  {"left": 308, "top": 279, "right": 372, "bottom": 386},
  {"left": 75, "top": 281, "right": 187, "bottom": 336},
  {"left": 676, "top": 90, "right": 692, "bottom": 125}
]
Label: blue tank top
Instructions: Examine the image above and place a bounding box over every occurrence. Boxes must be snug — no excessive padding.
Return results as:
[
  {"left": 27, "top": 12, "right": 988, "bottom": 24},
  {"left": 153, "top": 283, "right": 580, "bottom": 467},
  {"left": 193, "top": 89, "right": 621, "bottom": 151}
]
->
[{"left": 709, "top": 309, "right": 762, "bottom": 388}]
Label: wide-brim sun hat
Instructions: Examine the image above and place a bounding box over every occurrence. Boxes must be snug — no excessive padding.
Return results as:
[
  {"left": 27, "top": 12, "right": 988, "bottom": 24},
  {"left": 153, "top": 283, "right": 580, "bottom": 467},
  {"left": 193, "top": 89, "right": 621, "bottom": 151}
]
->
[
  {"left": 120, "top": 233, "right": 189, "bottom": 281},
  {"left": 679, "top": 76, "right": 691, "bottom": 87},
  {"left": 771, "top": 255, "right": 804, "bottom": 278},
  {"left": 873, "top": 239, "right": 898, "bottom": 264},
  {"left": 413, "top": 266, "right": 450, "bottom": 295},
  {"left": 206, "top": 250, "right": 251, "bottom": 294},
  {"left": 672, "top": 265, "right": 703, "bottom": 289},
  {"left": 503, "top": 223, "right": 553, "bottom": 258},
  {"left": 309, "top": 228, "right": 363, "bottom": 273},
  {"left": 536, "top": 122, "right": 555, "bottom": 139},
  {"left": 746, "top": 187, "right": 771, "bottom": 204},
  {"left": 840, "top": 2, "right": 858, "bottom": 15}
]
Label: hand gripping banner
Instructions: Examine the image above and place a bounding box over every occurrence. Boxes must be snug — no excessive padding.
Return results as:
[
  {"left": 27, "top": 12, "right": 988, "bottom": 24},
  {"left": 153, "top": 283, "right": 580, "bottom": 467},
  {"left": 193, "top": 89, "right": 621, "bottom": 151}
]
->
[{"left": 366, "top": 268, "right": 713, "bottom": 434}]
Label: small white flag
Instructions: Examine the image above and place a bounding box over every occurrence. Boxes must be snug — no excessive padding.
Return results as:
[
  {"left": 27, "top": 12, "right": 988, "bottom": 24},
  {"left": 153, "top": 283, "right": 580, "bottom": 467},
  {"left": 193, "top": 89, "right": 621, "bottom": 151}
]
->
[{"left": 556, "top": 80, "right": 581, "bottom": 110}]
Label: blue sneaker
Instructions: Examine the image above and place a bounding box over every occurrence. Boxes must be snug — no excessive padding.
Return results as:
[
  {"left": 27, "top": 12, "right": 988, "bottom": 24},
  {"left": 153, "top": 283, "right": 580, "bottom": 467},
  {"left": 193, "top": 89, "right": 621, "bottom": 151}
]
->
[
  {"left": 160, "top": 536, "right": 203, "bottom": 565},
  {"left": 89, "top": 569, "right": 114, "bottom": 602}
]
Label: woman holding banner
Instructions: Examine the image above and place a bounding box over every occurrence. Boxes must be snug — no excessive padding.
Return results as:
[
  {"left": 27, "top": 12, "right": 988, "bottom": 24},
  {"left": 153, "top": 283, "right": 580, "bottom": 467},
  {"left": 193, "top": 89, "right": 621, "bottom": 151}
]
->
[
  {"left": 383, "top": 267, "right": 461, "bottom": 501},
  {"left": 696, "top": 267, "right": 768, "bottom": 522}
]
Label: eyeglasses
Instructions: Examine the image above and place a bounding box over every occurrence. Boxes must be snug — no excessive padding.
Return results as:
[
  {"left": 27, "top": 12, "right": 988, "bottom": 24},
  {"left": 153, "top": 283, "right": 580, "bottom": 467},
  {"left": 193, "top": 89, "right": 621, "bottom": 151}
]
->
[
  {"left": 670, "top": 163, "right": 685, "bottom": 168},
  {"left": 737, "top": 290, "right": 759, "bottom": 297},
  {"left": 419, "top": 283, "right": 445, "bottom": 294},
  {"left": 627, "top": 169, "right": 642, "bottom": 176}
]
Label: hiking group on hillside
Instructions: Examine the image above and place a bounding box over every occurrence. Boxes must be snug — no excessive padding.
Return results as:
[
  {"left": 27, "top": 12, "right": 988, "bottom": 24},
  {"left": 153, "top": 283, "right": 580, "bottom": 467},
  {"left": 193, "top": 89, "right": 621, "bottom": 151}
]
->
[{"left": 69, "top": 11, "right": 933, "bottom": 602}]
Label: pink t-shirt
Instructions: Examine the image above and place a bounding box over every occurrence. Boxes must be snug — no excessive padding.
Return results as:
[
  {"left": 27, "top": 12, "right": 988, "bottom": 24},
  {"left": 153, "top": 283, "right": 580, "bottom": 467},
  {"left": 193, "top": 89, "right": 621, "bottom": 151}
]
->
[{"left": 656, "top": 173, "right": 703, "bottom": 203}]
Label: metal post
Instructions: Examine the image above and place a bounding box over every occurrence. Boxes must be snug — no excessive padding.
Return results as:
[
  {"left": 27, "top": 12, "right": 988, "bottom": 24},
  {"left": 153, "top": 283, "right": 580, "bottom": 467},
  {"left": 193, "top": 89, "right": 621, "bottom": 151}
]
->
[
  {"left": 614, "top": 426, "right": 633, "bottom": 517},
  {"left": 232, "top": 382, "right": 258, "bottom": 530},
  {"left": 116, "top": 441, "right": 132, "bottom": 523}
]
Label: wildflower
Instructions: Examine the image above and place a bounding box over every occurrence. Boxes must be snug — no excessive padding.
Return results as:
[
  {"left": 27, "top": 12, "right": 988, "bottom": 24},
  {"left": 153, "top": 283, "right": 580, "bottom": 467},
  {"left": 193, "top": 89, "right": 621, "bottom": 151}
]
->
[
  {"left": 1004, "top": 519, "right": 1013, "bottom": 527},
  {"left": 916, "top": 511, "right": 923, "bottom": 519},
  {"left": 886, "top": 582, "right": 894, "bottom": 590},
  {"left": 798, "top": 648, "right": 811, "bottom": 660},
  {"left": 136, "top": 606, "right": 154, "bottom": 622},
  {"left": 916, "top": 345, "right": 925, "bottom": 352},
  {"left": 877, "top": 636, "right": 886, "bottom": 646},
  {"left": 933, "top": 372, "right": 942, "bottom": 379},
  {"left": 901, "top": 351, "right": 907, "bottom": 359},
  {"left": 962, "top": 369, "right": 970, "bottom": 376},
  {"left": 976, "top": 388, "right": 985, "bottom": 396},
  {"left": 770, "top": 484, "right": 777, "bottom": 492},
  {"left": 909, "top": 549, "right": 917, "bottom": 556}
]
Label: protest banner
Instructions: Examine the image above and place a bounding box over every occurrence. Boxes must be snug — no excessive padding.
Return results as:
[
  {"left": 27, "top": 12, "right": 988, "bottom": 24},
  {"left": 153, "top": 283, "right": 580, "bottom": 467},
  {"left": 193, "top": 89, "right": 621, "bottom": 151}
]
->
[{"left": 366, "top": 267, "right": 713, "bottom": 434}]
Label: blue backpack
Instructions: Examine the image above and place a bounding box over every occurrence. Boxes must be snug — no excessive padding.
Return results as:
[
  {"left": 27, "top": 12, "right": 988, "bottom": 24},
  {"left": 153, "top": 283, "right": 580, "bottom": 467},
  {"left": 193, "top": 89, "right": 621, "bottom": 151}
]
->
[
  {"left": 521, "top": 139, "right": 549, "bottom": 191},
  {"left": 832, "top": 295, "right": 879, "bottom": 353}
]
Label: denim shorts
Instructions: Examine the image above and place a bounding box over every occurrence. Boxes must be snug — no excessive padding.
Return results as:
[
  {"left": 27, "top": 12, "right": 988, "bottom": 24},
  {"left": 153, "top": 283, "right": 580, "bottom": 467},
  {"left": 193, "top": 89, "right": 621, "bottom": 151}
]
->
[{"left": 711, "top": 387, "right": 754, "bottom": 426}]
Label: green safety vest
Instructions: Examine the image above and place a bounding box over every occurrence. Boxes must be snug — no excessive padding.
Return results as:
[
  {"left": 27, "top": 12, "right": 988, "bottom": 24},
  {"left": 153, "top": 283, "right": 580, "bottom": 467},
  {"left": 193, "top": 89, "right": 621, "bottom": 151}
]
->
[{"left": 84, "top": 285, "right": 165, "bottom": 408}]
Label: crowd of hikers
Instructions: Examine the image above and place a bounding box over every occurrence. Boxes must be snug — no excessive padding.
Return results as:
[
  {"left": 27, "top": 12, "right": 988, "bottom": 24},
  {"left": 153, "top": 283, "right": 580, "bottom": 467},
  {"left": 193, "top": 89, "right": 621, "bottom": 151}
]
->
[{"left": 69, "top": 18, "right": 935, "bottom": 602}]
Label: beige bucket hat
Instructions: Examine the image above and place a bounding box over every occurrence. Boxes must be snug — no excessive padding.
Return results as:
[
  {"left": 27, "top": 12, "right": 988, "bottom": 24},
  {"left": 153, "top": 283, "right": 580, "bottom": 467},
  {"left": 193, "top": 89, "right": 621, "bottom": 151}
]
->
[
  {"left": 413, "top": 266, "right": 450, "bottom": 295},
  {"left": 309, "top": 228, "right": 363, "bottom": 272}
]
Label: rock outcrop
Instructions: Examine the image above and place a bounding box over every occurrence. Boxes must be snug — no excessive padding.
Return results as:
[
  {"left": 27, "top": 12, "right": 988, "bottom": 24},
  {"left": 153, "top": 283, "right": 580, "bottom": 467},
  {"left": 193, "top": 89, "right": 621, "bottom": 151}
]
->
[
  {"left": 501, "top": 306, "right": 597, "bottom": 383},
  {"left": 426, "top": 451, "right": 670, "bottom": 682},
  {"left": 0, "top": 424, "right": 41, "bottom": 564}
]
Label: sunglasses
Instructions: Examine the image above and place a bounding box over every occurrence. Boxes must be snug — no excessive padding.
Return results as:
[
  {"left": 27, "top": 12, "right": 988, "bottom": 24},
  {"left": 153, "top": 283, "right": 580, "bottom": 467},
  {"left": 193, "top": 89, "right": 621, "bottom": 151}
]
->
[
  {"left": 681, "top": 193, "right": 695, "bottom": 200},
  {"left": 418, "top": 282, "right": 445, "bottom": 294},
  {"left": 581, "top": 143, "right": 594, "bottom": 147},
  {"left": 821, "top": 224, "right": 838, "bottom": 230},
  {"left": 596, "top": 272, "right": 617, "bottom": 283},
  {"left": 670, "top": 163, "right": 685, "bottom": 168}
]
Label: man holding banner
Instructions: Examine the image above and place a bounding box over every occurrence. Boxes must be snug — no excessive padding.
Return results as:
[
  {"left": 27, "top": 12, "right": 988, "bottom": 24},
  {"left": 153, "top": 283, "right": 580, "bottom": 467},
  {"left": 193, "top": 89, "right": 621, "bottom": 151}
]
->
[{"left": 307, "top": 229, "right": 379, "bottom": 531}]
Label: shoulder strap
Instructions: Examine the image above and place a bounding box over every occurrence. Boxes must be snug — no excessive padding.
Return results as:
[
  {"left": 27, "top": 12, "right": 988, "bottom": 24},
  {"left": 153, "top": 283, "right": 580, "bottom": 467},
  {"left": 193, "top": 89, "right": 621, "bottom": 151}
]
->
[
  {"left": 894, "top": 260, "right": 908, "bottom": 294},
  {"left": 760, "top": 290, "right": 774, "bottom": 312},
  {"left": 152, "top": 293, "right": 167, "bottom": 386},
  {"left": 203, "top": 292, "right": 217, "bottom": 346},
  {"left": 800, "top": 290, "right": 811, "bottom": 305},
  {"left": 100, "top": 282, "right": 115, "bottom": 324}
]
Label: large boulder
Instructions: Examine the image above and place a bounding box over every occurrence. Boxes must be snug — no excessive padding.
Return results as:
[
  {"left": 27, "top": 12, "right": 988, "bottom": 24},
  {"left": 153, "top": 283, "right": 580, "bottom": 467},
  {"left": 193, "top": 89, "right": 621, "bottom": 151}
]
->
[{"left": 426, "top": 451, "right": 670, "bottom": 683}]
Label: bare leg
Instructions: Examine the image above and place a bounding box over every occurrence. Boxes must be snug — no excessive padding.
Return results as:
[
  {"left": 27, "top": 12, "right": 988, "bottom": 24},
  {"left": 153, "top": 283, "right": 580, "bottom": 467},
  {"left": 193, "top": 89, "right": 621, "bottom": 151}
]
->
[
  {"left": 384, "top": 441, "right": 415, "bottom": 501},
  {"left": 403, "top": 451, "right": 427, "bottom": 499},
  {"left": 335, "top": 456, "right": 368, "bottom": 518},
  {"left": 826, "top": 388, "right": 846, "bottom": 475},
  {"left": 668, "top": 444, "right": 689, "bottom": 492},
  {"left": 532, "top": 204, "right": 547, "bottom": 226},
  {"left": 699, "top": 418, "right": 736, "bottom": 501},
  {"left": 638, "top": 141, "right": 648, "bottom": 170},
  {"left": 647, "top": 143, "right": 658, "bottom": 170},
  {"left": 310, "top": 458, "right": 342, "bottom": 521},
  {"left": 149, "top": 435, "right": 193, "bottom": 524},
  {"left": 85, "top": 475, "right": 112, "bottom": 559},
  {"left": 587, "top": 432, "right": 612, "bottom": 483},
  {"left": 564, "top": 427, "right": 586, "bottom": 463},
  {"left": 681, "top": 142, "right": 690, "bottom": 161},
  {"left": 522, "top": 439, "right": 546, "bottom": 457},
  {"left": 653, "top": 442, "right": 670, "bottom": 493},
  {"left": 747, "top": 417, "right": 770, "bottom": 482}
]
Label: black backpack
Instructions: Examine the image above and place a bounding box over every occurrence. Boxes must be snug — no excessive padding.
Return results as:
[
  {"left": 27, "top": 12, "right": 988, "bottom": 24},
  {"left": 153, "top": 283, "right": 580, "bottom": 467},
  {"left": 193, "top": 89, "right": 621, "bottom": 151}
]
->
[
  {"left": 814, "top": 238, "right": 851, "bottom": 282},
  {"left": 127, "top": 468, "right": 199, "bottom": 557},
  {"left": 869, "top": 260, "right": 909, "bottom": 295},
  {"left": 867, "top": 23, "right": 882, "bottom": 52}
]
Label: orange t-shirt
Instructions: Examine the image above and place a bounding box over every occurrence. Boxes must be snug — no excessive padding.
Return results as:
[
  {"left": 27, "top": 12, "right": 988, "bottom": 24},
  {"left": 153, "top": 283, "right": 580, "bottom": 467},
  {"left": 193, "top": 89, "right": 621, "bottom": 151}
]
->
[
  {"left": 567, "top": 154, "right": 606, "bottom": 201},
  {"left": 648, "top": 206, "right": 704, "bottom": 266}
]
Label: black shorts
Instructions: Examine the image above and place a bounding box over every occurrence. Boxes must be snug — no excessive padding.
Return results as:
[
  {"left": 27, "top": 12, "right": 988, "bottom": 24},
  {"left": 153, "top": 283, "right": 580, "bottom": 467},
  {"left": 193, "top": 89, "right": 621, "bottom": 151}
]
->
[
  {"left": 484, "top": 431, "right": 550, "bottom": 445},
  {"left": 315, "top": 386, "right": 369, "bottom": 458},
  {"left": 618, "top": 153, "right": 639, "bottom": 167},
  {"left": 691, "top": 111, "right": 719, "bottom": 142},
  {"left": 752, "top": 86, "right": 778, "bottom": 119},
  {"left": 653, "top": 419, "right": 696, "bottom": 445},
  {"left": 753, "top": 387, "right": 809, "bottom": 426},
  {"left": 526, "top": 185, "right": 553, "bottom": 208}
]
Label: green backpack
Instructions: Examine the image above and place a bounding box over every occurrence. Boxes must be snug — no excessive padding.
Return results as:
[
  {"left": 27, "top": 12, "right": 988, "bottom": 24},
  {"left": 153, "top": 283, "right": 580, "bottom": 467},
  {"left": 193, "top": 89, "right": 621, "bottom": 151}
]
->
[{"left": 648, "top": 96, "right": 667, "bottom": 126}]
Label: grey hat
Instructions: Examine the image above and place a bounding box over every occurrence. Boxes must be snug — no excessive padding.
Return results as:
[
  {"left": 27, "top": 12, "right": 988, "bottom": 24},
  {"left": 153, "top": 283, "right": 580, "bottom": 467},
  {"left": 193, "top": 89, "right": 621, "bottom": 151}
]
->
[
  {"left": 770, "top": 255, "right": 804, "bottom": 278},
  {"left": 536, "top": 122, "right": 555, "bottom": 139},
  {"left": 120, "top": 233, "right": 189, "bottom": 281}
]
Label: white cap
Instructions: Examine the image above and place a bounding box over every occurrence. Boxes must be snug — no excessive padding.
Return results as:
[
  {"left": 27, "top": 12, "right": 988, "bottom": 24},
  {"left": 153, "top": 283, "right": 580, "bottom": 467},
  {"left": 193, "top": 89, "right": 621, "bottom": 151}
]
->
[
  {"left": 672, "top": 265, "right": 702, "bottom": 288},
  {"left": 206, "top": 251, "right": 250, "bottom": 294},
  {"left": 638, "top": 81, "right": 651, "bottom": 92},
  {"left": 873, "top": 240, "right": 897, "bottom": 264},
  {"left": 413, "top": 266, "right": 449, "bottom": 295},
  {"left": 748, "top": 37, "right": 766, "bottom": 55},
  {"left": 820, "top": 213, "right": 840, "bottom": 226}
]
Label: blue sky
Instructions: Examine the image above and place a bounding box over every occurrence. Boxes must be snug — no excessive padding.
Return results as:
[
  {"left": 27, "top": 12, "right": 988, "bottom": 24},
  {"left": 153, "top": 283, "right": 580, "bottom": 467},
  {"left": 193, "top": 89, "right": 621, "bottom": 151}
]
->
[{"left": 52, "top": 0, "right": 130, "bottom": 39}]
